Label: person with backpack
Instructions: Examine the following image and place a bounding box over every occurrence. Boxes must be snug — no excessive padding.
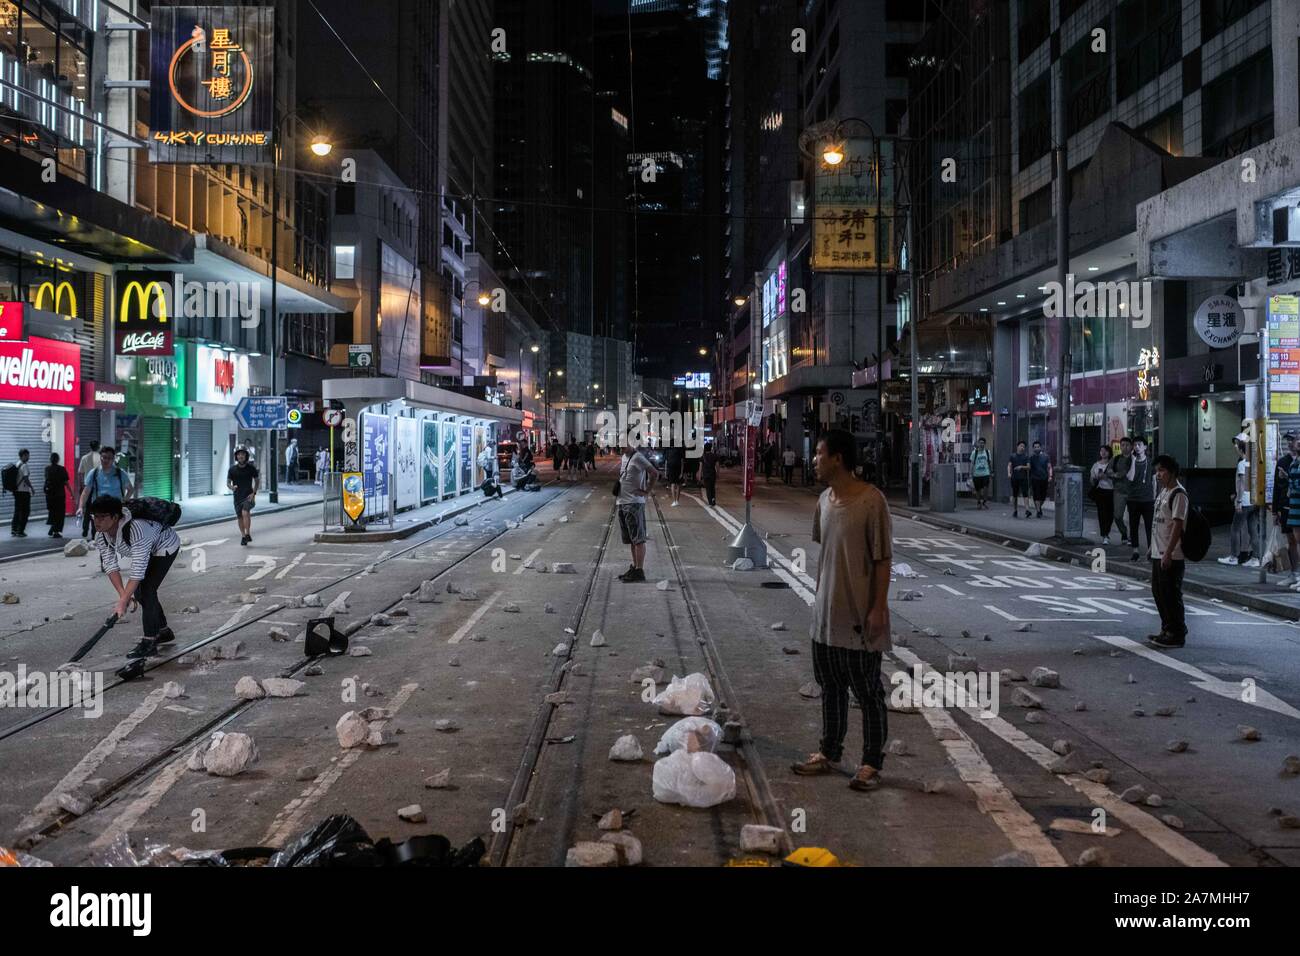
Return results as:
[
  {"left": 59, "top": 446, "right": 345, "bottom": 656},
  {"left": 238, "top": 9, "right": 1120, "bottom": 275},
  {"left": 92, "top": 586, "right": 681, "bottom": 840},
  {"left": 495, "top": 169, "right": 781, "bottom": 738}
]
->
[
  {"left": 77, "top": 441, "right": 100, "bottom": 538},
  {"left": 970, "top": 438, "right": 992, "bottom": 510},
  {"left": 43, "top": 453, "right": 70, "bottom": 538},
  {"left": 227, "top": 448, "right": 259, "bottom": 546},
  {"left": 6, "top": 449, "right": 33, "bottom": 536},
  {"left": 1148, "top": 454, "right": 1191, "bottom": 649},
  {"left": 89, "top": 494, "right": 182, "bottom": 660},
  {"left": 77, "top": 446, "right": 134, "bottom": 536}
]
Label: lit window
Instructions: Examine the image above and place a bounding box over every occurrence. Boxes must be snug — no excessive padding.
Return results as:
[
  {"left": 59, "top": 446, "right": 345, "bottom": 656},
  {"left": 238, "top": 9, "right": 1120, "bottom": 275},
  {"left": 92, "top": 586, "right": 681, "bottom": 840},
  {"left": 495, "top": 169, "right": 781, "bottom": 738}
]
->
[{"left": 334, "top": 245, "right": 355, "bottom": 279}]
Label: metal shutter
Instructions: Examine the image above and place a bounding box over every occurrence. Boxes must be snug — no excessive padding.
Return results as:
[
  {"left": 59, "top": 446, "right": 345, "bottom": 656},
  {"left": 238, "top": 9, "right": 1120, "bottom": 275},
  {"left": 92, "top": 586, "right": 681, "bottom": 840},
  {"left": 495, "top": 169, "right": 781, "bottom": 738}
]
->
[
  {"left": 0, "top": 409, "right": 55, "bottom": 523},
  {"left": 187, "top": 419, "right": 214, "bottom": 498},
  {"left": 75, "top": 409, "right": 100, "bottom": 453},
  {"left": 141, "top": 417, "right": 176, "bottom": 500}
]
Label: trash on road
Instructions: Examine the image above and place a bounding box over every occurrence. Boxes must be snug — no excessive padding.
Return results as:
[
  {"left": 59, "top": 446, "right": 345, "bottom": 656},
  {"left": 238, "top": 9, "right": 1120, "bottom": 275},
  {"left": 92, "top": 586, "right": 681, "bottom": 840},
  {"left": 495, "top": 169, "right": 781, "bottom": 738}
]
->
[{"left": 652, "top": 750, "right": 736, "bottom": 808}]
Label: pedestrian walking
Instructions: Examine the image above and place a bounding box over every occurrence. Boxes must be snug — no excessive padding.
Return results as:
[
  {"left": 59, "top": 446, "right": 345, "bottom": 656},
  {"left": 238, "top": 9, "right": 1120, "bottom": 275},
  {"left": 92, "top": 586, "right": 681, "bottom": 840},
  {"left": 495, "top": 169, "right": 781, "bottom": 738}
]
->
[
  {"left": 315, "top": 448, "right": 329, "bottom": 485},
  {"left": 1007, "top": 441, "right": 1031, "bottom": 517},
  {"left": 1126, "top": 439, "right": 1155, "bottom": 561},
  {"left": 1111, "top": 437, "right": 1134, "bottom": 546},
  {"left": 1220, "top": 435, "right": 1258, "bottom": 567},
  {"left": 700, "top": 442, "right": 718, "bottom": 506},
  {"left": 78, "top": 446, "right": 134, "bottom": 535},
  {"left": 781, "top": 445, "right": 796, "bottom": 485},
  {"left": 1147, "top": 454, "right": 1189, "bottom": 649},
  {"left": 1089, "top": 446, "right": 1116, "bottom": 543},
  {"left": 77, "top": 441, "right": 100, "bottom": 539},
  {"left": 790, "top": 429, "right": 892, "bottom": 792},
  {"left": 970, "top": 438, "right": 992, "bottom": 509},
  {"left": 43, "top": 453, "right": 70, "bottom": 538},
  {"left": 763, "top": 442, "right": 776, "bottom": 482},
  {"left": 284, "top": 438, "right": 299, "bottom": 484},
  {"left": 665, "top": 444, "right": 684, "bottom": 507},
  {"left": 88, "top": 494, "right": 181, "bottom": 660},
  {"left": 585, "top": 440, "right": 596, "bottom": 472},
  {"left": 616, "top": 445, "right": 656, "bottom": 582},
  {"left": 1028, "top": 441, "right": 1052, "bottom": 517},
  {"left": 8, "top": 449, "right": 33, "bottom": 536},
  {"left": 567, "top": 439, "right": 581, "bottom": 481},
  {"left": 227, "top": 448, "right": 259, "bottom": 546}
]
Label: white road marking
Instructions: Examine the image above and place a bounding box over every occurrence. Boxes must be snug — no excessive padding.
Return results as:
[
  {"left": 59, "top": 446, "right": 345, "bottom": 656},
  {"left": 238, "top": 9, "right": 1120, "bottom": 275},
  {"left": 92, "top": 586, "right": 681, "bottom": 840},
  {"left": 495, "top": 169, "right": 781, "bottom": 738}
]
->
[
  {"left": 243, "top": 555, "right": 278, "bottom": 580},
  {"left": 311, "top": 550, "right": 369, "bottom": 556},
  {"left": 181, "top": 538, "right": 228, "bottom": 551},
  {"left": 448, "top": 591, "right": 503, "bottom": 643},
  {"left": 515, "top": 548, "right": 543, "bottom": 575},
  {"left": 935, "top": 584, "right": 965, "bottom": 597},
  {"left": 275, "top": 552, "right": 307, "bottom": 580},
  {"left": 985, "top": 605, "right": 1121, "bottom": 623},
  {"left": 261, "top": 683, "right": 419, "bottom": 847},
  {"left": 214, "top": 604, "right": 254, "bottom": 635},
  {"left": 89, "top": 755, "right": 191, "bottom": 850},
  {"left": 16, "top": 688, "right": 168, "bottom": 836},
  {"left": 1092, "top": 634, "right": 1300, "bottom": 720}
]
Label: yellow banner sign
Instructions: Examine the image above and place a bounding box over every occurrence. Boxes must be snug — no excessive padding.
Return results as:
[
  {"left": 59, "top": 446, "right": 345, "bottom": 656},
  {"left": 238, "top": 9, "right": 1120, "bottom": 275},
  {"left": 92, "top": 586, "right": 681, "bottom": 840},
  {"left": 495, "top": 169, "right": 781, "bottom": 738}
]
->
[{"left": 342, "top": 472, "right": 364, "bottom": 522}]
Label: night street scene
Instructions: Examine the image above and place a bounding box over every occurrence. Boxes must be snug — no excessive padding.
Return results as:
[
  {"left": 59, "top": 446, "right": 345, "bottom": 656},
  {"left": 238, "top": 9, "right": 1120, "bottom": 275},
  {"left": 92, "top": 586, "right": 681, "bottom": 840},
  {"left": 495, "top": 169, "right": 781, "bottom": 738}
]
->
[{"left": 0, "top": 0, "right": 1295, "bottom": 932}]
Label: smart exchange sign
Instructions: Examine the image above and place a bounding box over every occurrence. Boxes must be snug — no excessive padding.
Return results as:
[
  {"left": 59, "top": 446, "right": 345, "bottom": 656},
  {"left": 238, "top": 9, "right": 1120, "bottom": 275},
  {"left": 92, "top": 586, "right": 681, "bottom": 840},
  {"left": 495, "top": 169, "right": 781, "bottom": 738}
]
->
[{"left": 1193, "top": 294, "right": 1243, "bottom": 349}]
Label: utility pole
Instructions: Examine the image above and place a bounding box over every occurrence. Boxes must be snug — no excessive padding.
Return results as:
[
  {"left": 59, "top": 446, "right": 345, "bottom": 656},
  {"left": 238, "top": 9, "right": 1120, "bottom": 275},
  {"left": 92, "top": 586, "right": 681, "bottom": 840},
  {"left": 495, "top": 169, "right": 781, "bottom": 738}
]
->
[
  {"left": 728, "top": 271, "right": 767, "bottom": 568},
  {"left": 1053, "top": 63, "right": 1083, "bottom": 540}
]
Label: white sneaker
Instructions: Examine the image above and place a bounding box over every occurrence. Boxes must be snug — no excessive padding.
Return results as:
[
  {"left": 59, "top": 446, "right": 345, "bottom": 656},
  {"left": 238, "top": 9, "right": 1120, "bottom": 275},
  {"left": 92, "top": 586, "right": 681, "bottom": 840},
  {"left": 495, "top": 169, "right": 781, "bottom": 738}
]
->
[
  {"left": 1217, "top": 556, "right": 1239, "bottom": 565},
  {"left": 1101, "top": 537, "right": 1110, "bottom": 546},
  {"left": 670, "top": 501, "right": 679, "bottom": 507},
  {"left": 1243, "top": 558, "right": 1261, "bottom": 568}
]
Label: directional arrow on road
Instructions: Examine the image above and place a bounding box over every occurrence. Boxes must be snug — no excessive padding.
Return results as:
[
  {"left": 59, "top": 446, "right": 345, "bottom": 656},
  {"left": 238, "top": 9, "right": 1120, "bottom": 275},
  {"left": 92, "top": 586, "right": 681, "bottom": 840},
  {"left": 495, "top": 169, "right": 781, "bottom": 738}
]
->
[
  {"left": 1093, "top": 635, "right": 1300, "bottom": 721},
  {"left": 244, "top": 555, "right": 278, "bottom": 580}
]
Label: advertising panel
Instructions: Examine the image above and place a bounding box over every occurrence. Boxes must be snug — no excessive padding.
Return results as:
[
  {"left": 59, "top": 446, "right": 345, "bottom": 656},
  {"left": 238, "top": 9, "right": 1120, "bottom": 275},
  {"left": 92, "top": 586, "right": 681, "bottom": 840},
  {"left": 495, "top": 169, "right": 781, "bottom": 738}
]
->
[
  {"left": 361, "top": 412, "right": 390, "bottom": 503},
  {"left": 0, "top": 337, "right": 81, "bottom": 407},
  {"left": 194, "top": 344, "right": 249, "bottom": 404},
  {"left": 440, "top": 419, "right": 458, "bottom": 499},
  {"left": 473, "top": 424, "right": 486, "bottom": 487},
  {"left": 812, "top": 138, "right": 895, "bottom": 272},
  {"left": 394, "top": 416, "right": 420, "bottom": 511},
  {"left": 422, "top": 419, "right": 439, "bottom": 502},
  {"left": 459, "top": 423, "right": 472, "bottom": 492}
]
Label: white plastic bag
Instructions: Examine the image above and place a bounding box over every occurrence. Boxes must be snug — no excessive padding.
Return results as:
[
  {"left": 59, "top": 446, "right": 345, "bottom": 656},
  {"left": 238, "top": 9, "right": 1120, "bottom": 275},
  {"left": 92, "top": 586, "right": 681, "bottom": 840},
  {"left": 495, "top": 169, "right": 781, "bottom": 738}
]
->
[
  {"left": 651, "top": 673, "right": 716, "bottom": 716},
  {"left": 1267, "top": 522, "right": 1291, "bottom": 572},
  {"left": 653, "top": 717, "right": 722, "bottom": 755},
  {"left": 651, "top": 750, "right": 736, "bottom": 808}
]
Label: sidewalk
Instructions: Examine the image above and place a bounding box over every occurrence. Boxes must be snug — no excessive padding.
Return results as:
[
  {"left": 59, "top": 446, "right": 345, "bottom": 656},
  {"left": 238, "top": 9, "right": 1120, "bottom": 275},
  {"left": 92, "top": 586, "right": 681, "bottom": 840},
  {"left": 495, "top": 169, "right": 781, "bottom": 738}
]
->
[
  {"left": 314, "top": 484, "right": 526, "bottom": 543},
  {"left": 889, "top": 492, "right": 1300, "bottom": 621},
  {"left": 0, "top": 484, "right": 322, "bottom": 565}
]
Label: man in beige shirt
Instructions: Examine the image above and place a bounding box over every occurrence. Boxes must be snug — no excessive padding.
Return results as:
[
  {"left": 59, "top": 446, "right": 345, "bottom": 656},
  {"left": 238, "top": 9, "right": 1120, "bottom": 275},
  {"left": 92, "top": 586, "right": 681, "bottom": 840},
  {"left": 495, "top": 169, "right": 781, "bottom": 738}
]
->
[{"left": 791, "top": 429, "right": 893, "bottom": 791}]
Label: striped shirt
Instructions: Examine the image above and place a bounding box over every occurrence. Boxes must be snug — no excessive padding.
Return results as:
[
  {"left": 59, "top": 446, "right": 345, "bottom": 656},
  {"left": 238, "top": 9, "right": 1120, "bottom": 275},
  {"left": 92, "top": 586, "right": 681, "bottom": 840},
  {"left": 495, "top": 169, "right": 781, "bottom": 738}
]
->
[{"left": 97, "top": 513, "right": 181, "bottom": 581}]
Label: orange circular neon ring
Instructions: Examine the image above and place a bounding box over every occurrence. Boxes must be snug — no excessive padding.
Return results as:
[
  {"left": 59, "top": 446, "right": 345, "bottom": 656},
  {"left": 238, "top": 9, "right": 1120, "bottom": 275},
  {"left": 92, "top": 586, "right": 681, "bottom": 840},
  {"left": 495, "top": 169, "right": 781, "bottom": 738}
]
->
[{"left": 168, "top": 37, "right": 255, "bottom": 118}]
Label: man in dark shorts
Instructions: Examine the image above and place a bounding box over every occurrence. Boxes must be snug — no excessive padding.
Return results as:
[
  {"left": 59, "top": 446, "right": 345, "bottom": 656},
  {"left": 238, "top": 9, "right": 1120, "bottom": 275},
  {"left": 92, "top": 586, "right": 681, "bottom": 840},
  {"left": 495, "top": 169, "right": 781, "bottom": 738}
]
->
[
  {"left": 1028, "top": 441, "right": 1053, "bottom": 518},
  {"left": 1007, "top": 441, "right": 1030, "bottom": 517},
  {"left": 227, "top": 448, "right": 260, "bottom": 546},
  {"left": 665, "top": 444, "right": 684, "bottom": 507},
  {"left": 970, "top": 437, "right": 992, "bottom": 509},
  {"left": 616, "top": 445, "right": 656, "bottom": 582}
]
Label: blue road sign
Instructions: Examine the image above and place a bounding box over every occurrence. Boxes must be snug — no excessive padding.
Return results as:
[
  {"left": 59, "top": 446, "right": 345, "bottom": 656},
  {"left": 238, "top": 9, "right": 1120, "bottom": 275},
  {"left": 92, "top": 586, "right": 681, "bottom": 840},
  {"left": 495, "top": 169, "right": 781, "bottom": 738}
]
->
[{"left": 235, "top": 396, "right": 288, "bottom": 430}]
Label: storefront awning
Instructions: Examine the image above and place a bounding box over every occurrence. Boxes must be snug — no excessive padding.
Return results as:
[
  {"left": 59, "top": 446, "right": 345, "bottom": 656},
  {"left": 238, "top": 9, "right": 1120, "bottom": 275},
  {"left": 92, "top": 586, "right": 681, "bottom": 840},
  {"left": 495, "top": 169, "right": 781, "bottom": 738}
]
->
[
  {"left": 322, "top": 375, "right": 525, "bottom": 424},
  {"left": 764, "top": 364, "right": 855, "bottom": 398},
  {"left": 182, "top": 235, "right": 357, "bottom": 315}
]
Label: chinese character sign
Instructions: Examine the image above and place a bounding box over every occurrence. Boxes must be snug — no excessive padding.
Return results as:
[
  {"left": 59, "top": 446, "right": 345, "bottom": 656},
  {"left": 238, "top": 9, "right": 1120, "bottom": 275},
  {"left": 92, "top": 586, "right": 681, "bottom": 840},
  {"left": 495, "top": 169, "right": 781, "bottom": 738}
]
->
[
  {"left": 149, "top": 6, "right": 274, "bottom": 164},
  {"left": 362, "top": 413, "right": 390, "bottom": 504},
  {"left": 812, "top": 139, "right": 895, "bottom": 273},
  {"left": 1136, "top": 346, "right": 1160, "bottom": 401},
  {"left": 1269, "top": 295, "right": 1300, "bottom": 415}
]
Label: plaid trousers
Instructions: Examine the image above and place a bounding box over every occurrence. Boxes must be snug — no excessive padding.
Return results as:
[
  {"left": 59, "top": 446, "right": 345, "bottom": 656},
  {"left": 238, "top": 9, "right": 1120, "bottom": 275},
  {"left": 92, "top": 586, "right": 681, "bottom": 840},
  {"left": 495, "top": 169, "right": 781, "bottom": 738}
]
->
[{"left": 811, "top": 640, "right": 888, "bottom": 769}]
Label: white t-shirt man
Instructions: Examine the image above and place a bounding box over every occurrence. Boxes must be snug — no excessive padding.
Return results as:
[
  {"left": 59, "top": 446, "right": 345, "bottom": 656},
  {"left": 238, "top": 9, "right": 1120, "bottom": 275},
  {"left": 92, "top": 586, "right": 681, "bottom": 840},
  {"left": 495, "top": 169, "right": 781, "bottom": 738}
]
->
[
  {"left": 617, "top": 449, "right": 654, "bottom": 506},
  {"left": 1236, "top": 458, "right": 1251, "bottom": 507},
  {"left": 783, "top": 449, "right": 797, "bottom": 467}
]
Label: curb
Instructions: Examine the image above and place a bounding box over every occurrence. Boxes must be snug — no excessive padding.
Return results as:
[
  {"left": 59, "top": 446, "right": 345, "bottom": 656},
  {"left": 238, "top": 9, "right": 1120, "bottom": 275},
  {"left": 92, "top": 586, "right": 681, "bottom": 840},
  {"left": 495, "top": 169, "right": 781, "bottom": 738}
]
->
[
  {"left": 0, "top": 497, "right": 323, "bottom": 566},
  {"left": 314, "top": 487, "right": 521, "bottom": 543},
  {"left": 891, "top": 503, "right": 1300, "bottom": 623}
]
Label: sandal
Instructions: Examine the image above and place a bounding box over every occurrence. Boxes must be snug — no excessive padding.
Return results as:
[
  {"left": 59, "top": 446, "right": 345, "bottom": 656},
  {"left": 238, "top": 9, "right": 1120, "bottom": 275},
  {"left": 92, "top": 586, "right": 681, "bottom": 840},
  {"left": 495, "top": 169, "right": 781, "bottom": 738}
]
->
[
  {"left": 791, "top": 752, "right": 836, "bottom": 775},
  {"left": 849, "top": 765, "right": 881, "bottom": 791}
]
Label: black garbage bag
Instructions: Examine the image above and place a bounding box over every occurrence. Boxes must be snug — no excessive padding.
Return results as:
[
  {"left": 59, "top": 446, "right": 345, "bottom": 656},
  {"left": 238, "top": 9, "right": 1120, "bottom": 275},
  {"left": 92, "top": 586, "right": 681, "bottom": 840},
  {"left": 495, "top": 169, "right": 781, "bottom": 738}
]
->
[
  {"left": 269, "top": 814, "right": 384, "bottom": 867},
  {"left": 373, "top": 834, "right": 486, "bottom": 867}
]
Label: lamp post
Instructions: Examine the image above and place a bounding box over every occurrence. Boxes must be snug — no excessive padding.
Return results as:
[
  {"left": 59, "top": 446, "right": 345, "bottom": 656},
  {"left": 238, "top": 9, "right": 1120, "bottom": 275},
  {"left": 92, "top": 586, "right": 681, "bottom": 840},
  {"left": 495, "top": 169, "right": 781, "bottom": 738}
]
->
[{"left": 268, "top": 107, "right": 331, "bottom": 503}]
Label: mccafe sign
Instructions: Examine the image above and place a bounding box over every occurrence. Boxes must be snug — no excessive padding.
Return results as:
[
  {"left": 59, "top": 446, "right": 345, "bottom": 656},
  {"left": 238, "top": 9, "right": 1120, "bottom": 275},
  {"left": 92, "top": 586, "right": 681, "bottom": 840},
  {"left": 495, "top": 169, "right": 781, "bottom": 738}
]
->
[{"left": 114, "top": 278, "right": 175, "bottom": 357}]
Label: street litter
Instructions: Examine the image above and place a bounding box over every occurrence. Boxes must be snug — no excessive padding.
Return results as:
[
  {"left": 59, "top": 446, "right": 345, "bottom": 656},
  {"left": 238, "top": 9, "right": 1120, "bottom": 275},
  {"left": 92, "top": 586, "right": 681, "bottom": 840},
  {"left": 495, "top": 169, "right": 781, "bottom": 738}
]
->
[
  {"left": 609, "top": 735, "right": 644, "bottom": 761},
  {"left": 652, "top": 750, "right": 736, "bottom": 808},
  {"left": 653, "top": 717, "right": 722, "bottom": 755},
  {"left": 652, "top": 673, "right": 715, "bottom": 715}
]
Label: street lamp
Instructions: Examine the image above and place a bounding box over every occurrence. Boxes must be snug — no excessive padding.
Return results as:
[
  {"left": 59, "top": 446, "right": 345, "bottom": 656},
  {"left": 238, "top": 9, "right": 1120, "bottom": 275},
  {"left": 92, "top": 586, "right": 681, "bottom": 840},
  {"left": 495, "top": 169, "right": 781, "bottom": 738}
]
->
[{"left": 269, "top": 110, "right": 332, "bottom": 503}]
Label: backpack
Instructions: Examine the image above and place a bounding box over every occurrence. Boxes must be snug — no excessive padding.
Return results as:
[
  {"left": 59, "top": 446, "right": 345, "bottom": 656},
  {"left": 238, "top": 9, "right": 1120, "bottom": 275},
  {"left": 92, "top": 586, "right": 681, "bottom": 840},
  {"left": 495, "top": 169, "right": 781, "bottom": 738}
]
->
[
  {"left": 124, "top": 497, "right": 183, "bottom": 528},
  {"left": 1173, "top": 488, "right": 1211, "bottom": 562},
  {"left": 0, "top": 463, "right": 17, "bottom": 494},
  {"left": 88, "top": 466, "right": 127, "bottom": 501}
]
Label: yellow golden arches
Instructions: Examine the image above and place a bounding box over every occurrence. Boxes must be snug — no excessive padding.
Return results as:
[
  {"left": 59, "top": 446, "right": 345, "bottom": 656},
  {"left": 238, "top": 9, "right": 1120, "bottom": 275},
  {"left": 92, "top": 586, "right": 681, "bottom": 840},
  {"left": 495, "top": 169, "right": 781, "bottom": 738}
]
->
[
  {"left": 33, "top": 281, "right": 78, "bottom": 317},
  {"left": 118, "top": 280, "right": 169, "bottom": 324}
]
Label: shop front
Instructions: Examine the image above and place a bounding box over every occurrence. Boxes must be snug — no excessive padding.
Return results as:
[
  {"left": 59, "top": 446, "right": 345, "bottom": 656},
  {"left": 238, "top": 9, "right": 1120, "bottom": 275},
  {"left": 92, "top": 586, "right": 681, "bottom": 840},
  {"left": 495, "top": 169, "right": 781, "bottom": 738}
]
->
[
  {"left": 0, "top": 334, "right": 83, "bottom": 524},
  {"left": 184, "top": 341, "right": 251, "bottom": 500},
  {"left": 116, "top": 350, "right": 190, "bottom": 499}
]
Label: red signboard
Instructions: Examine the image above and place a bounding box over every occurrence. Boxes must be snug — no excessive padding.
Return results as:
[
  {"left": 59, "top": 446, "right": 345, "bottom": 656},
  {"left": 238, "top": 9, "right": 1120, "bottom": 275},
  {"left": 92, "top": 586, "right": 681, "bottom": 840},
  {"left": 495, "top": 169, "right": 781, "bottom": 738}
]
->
[
  {"left": 82, "top": 380, "right": 127, "bottom": 409},
  {"left": 0, "top": 336, "right": 81, "bottom": 406},
  {"left": 114, "top": 327, "right": 174, "bottom": 357},
  {"left": 0, "top": 302, "right": 24, "bottom": 341},
  {"left": 743, "top": 424, "right": 757, "bottom": 500}
]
